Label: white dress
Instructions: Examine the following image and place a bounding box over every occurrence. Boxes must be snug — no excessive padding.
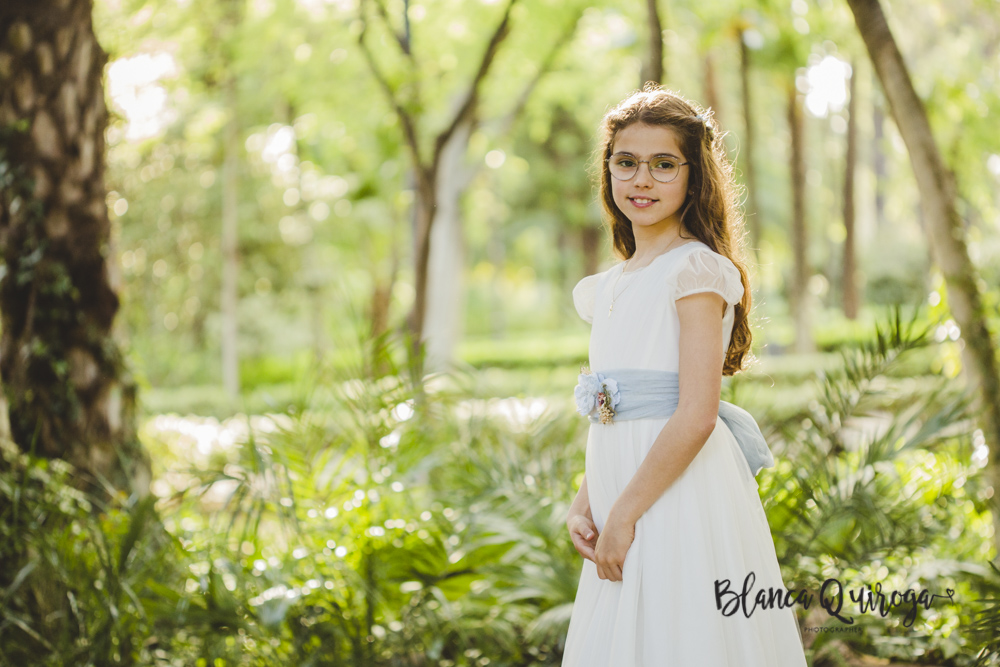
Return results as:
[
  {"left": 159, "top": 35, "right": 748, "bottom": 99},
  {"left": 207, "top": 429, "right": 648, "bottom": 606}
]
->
[{"left": 561, "top": 241, "right": 808, "bottom": 667}]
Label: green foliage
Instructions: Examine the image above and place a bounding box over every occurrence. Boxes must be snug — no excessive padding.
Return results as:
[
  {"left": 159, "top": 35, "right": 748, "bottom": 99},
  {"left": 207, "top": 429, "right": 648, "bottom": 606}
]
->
[
  {"left": 5, "top": 313, "right": 1000, "bottom": 664},
  {"left": 760, "top": 307, "right": 999, "bottom": 664},
  {"left": 0, "top": 441, "right": 213, "bottom": 666}
]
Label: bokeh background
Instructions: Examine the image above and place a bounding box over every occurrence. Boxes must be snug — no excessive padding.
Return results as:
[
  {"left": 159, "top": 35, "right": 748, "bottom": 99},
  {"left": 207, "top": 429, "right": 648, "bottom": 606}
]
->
[{"left": 2, "top": 0, "right": 1000, "bottom": 664}]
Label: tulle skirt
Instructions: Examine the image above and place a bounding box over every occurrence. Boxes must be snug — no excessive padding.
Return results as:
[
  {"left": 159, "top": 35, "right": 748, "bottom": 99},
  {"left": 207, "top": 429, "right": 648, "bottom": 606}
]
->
[{"left": 561, "top": 415, "right": 808, "bottom": 667}]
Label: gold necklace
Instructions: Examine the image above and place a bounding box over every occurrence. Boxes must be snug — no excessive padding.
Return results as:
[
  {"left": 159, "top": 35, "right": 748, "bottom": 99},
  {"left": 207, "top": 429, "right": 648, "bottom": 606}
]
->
[
  {"left": 607, "top": 233, "right": 684, "bottom": 317},
  {"left": 607, "top": 259, "right": 631, "bottom": 316}
]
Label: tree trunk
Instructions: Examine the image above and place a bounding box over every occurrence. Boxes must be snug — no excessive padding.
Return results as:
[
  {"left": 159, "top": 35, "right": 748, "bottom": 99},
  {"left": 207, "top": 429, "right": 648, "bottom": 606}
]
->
[
  {"left": 739, "top": 35, "right": 761, "bottom": 258},
  {"left": 639, "top": 0, "right": 663, "bottom": 86},
  {"left": 407, "top": 169, "right": 436, "bottom": 367},
  {"left": 787, "top": 84, "right": 813, "bottom": 354},
  {"left": 847, "top": 0, "right": 1000, "bottom": 555},
  {"left": 581, "top": 225, "right": 601, "bottom": 277},
  {"left": 220, "top": 74, "right": 240, "bottom": 399},
  {"left": 703, "top": 50, "right": 721, "bottom": 128},
  {"left": 0, "top": 0, "right": 149, "bottom": 499},
  {"left": 842, "top": 62, "right": 859, "bottom": 320},
  {"left": 871, "top": 77, "right": 887, "bottom": 231},
  {"left": 424, "top": 119, "right": 473, "bottom": 372},
  {"left": 488, "top": 222, "right": 506, "bottom": 337}
]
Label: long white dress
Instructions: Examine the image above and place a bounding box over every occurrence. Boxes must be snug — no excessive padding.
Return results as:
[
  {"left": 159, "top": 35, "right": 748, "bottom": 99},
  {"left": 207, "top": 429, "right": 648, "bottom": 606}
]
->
[{"left": 561, "top": 241, "right": 808, "bottom": 667}]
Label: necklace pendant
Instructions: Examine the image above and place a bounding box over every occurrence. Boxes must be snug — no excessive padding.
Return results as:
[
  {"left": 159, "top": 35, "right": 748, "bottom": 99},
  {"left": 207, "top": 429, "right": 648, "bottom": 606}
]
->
[{"left": 608, "top": 302, "right": 614, "bottom": 316}]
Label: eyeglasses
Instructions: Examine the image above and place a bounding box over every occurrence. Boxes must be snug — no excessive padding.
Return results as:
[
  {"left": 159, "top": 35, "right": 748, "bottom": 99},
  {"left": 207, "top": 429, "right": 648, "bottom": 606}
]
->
[{"left": 606, "top": 153, "right": 689, "bottom": 183}]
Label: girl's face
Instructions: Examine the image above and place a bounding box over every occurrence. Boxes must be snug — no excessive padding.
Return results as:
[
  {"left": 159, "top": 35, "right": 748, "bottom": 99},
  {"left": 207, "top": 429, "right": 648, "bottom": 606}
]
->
[{"left": 609, "top": 122, "right": 691, "bottom": 232}]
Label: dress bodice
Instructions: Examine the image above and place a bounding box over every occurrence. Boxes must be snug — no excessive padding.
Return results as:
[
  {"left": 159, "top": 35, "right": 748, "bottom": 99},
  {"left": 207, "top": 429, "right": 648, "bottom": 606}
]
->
[{"left": 572, "top": 241, "right": 744, "bottom": 373}]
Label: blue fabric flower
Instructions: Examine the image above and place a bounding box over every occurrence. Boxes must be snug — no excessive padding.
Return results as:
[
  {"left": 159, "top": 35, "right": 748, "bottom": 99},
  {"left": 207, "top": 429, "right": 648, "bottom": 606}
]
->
[
  {"left": 574, "top": 372, "right": 601, "bottom": 416},
  {"left": 574, "top": 371, "right": 621, "bottom": 417}
]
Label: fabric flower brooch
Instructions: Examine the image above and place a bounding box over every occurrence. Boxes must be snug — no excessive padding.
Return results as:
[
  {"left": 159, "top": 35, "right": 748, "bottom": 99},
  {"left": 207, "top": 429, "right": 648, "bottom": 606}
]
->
[{"left": 574, "top": 365, "right": 621, "bottom": 424}]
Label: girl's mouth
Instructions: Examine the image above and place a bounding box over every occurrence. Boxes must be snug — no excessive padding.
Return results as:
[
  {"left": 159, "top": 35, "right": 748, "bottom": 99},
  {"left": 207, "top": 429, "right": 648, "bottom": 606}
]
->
[{"left": 629, "top": 197, "right": 658, "bottom": 208}]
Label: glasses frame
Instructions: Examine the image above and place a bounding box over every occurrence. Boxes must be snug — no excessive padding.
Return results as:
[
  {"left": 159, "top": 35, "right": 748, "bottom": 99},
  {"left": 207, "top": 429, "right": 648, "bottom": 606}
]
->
[{"left": 605, "top": 153, "right": 690, "bottom": 184}]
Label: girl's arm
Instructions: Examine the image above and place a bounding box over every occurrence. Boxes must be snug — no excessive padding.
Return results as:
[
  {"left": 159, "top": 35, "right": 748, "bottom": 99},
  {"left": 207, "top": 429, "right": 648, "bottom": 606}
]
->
[
  {"left": 566, "top": 473, "right": 594, "bottom": 524},
  {"left": 607, "top": 291, "right": 726, "bottom": 526}
]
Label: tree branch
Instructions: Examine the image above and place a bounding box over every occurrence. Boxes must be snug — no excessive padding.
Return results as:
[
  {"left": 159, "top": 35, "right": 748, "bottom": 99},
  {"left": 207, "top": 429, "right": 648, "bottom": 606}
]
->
[
  {"left": 498, "top": 11, "right": 580, "bottom": 137},
  {"left": 357, "top": 0, "right": 424, "bottom": 168},
  {"left": 433, "top": 0, "right": 519, "bottom": 167},
  {"left": 373, "top": 0, "right": 410, "bottom": 55}
]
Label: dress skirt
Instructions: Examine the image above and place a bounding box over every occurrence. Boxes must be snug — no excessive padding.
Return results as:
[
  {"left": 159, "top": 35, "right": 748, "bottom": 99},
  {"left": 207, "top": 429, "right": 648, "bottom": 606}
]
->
[{"left": 560, "top": 415, "right": 808, "bottom": 667}]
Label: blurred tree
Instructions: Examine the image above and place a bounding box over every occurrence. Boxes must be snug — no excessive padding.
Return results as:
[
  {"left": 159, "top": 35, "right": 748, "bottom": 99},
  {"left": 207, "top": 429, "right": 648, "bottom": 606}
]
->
[
  {"left": 357, "top": 0, "right": 581, "bottom": 373},
  {"left": 701, "top": 50, "right": 721, "bottom": 127},
  {"left": 871, "top": 73, "right": 887, "bottom": 231},
  {"left": 639, "top": 0, "right": 664, "bottom": 87},
  {"left": 842, "top": 58, "right": 859, "bottom": 320},
  {"left": 847, "top": 0, "right": 1000, "bottom": 556},
  {"left": 737, "top": 27, "right": 762, "bottom": 257},
  {"left": 219, "top": 0, "right": 243, "bottom": 399},
  {"left": 787, "top": 82, "right": 814, "bottom": 353},
  {"left": 0, "top": 0, "right": 149, "bottom": 499},
  {"left": 356, "top": 0, "right": 520, "bottom": 373}
]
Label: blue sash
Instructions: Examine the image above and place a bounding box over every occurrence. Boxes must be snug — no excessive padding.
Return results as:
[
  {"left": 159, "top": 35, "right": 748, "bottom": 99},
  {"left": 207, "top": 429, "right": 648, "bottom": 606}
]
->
[{"left": 574, "top": 368, "right": 774, "bottom": 476}]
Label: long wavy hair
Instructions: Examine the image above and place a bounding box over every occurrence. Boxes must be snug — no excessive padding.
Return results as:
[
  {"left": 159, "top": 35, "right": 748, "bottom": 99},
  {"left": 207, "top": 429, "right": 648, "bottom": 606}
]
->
[{"left": 597, "top": 84, "right": 754, "bottom": 375}]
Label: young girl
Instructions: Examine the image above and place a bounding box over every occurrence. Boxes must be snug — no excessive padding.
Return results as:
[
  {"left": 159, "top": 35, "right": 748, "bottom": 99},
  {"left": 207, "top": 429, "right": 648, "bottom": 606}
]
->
[{"left": 562, "top": 86, "right": 808, "bottom": 665}]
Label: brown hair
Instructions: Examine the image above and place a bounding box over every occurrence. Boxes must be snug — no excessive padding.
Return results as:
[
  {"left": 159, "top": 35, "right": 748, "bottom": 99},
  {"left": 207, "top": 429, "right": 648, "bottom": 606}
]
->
[{"left": 597, "top": 84, "right": 754, "bottom": 375}]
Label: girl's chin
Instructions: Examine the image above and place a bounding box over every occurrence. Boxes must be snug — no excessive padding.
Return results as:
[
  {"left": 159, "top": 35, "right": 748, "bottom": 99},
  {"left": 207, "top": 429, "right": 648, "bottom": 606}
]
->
[{"left": 626, "top": 214, "right": 683, "bottom": 228}]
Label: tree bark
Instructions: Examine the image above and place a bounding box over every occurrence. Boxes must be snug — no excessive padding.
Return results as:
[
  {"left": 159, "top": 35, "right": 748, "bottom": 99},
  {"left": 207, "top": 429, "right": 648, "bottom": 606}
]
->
[
  {"left": 846, "top": 0, "right": 1000, "bottom": 555},
  {"left": 739, "top": 35, "right": 761, "bottom": 258},
  {"left": 842, "top": 61, "right": 859, "bottom": 320},
  {"left": 0, "top": 0, "right": 149, "bottom": 499},
  {"left": 787, "top": 84, "right": 813, "bottom": 354},
  {"left": 640, "top": 0, "right": 663, "bottom": 86}
]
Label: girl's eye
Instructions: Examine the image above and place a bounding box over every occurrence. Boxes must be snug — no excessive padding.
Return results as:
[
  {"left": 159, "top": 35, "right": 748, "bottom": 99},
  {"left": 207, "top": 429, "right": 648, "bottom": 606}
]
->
[
  {"left": 616, "top": 158, "right": 636, "bottom": 167},
  {"left": 653, "top": 159, "right": 677, "bottom": 170}
]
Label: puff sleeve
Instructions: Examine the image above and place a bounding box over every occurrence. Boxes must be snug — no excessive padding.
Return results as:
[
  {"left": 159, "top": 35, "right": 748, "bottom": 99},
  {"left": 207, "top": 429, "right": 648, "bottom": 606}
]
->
[
  {"left": 671, "top": 248, "right": 744, "bottom": 307},
  {"left": 572, "top": 274, "right": 599, "bottom": 324}
]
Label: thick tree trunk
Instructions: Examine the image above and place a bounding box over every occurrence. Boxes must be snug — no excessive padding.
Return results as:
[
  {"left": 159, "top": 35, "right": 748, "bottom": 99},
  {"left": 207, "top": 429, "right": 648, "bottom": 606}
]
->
[
  {"left": 787, "top": 84, "right": 813, "bottom": 354},
  {"left": 0, "top": 0, "right": 149, "bottom": 499},
  {"left": 847, "top": 0, "right": 1000, "bottom": 555},
  {"left": 640, "top": 0, "right": 663, "bottom": 86},
  {"left": 842, "top": 62, "right": 859, "bottom": 320},
  {"left": 739, "top": 36, "right": 761, "bottom": 258},
  {"left": 221, "top": 74, "right": 240, "bottom": 399}
]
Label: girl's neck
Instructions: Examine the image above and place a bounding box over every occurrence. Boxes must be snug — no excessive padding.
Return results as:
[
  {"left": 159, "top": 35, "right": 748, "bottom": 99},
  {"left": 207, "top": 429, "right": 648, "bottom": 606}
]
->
[{"left": 631, "top": 221, "right": 688, "bottom": 262}]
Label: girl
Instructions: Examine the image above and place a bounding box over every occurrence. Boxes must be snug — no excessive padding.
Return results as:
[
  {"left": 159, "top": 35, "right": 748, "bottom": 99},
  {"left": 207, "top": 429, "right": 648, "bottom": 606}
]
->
[{"left": 562, "top": 86, "right": 808, "bottom": 665}]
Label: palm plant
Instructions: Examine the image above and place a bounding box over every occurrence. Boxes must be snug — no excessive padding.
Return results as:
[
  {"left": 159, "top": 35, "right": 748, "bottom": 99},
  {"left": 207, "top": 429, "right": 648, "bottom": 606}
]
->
[{"left": 742, "top": 307, "right": 995, "bottom": 664}]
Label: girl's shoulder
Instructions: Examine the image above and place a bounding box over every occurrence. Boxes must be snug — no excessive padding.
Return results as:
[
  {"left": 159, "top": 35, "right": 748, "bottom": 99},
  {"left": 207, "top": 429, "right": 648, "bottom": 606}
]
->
[
  {"left": 572, "top": 267, "right": 616, "bottom": 324},
  {"left": 667, "top": 243, "right": 745, "bottom": 306}
]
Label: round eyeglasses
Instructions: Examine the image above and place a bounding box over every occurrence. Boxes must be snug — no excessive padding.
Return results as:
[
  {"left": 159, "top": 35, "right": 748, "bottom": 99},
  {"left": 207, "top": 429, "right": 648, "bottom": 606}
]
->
[{"left": 606, "top": 153, "right": 689, "bottom": 184}]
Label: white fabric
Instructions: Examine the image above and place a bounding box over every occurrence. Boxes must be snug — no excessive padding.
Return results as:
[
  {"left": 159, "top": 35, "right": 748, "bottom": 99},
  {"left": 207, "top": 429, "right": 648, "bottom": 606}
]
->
[
  {"left": 563, "top": 241, "right": 807, "bottom": 667},
  {"left": 673, "top": 245, "right": 744, "bottom": 307}
]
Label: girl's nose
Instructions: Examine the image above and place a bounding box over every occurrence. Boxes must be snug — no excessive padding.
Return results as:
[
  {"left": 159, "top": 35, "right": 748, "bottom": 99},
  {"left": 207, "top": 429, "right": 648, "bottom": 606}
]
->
[{"left": 633, "top": 165, "right": 654, "bottom": 187}]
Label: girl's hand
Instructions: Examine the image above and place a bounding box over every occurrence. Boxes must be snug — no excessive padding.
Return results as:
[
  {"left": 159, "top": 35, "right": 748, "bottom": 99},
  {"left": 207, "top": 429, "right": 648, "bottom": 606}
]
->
[
  {"left": 567, "top": 514, "right": 599, "bottom": 563},
  {"left": 594, "top": 511, "right": 635, "bottom": 582}
]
